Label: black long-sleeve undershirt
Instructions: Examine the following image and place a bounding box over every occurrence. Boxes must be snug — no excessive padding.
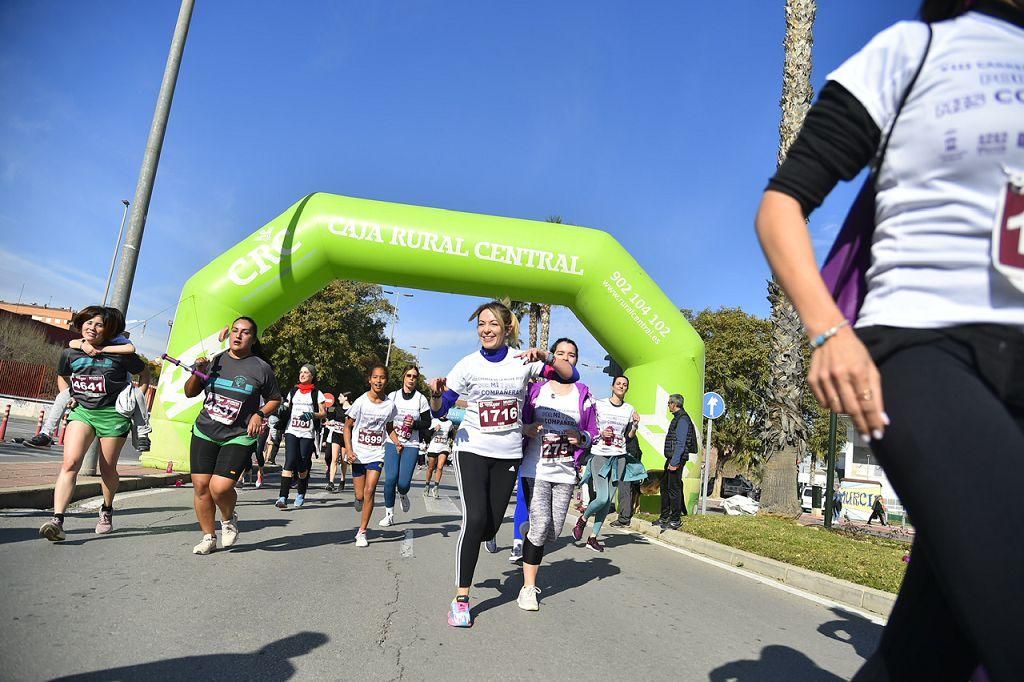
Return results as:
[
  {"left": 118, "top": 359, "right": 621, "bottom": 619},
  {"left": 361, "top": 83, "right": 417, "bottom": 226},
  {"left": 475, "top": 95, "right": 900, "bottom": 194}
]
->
[{"left": 766, "top": 81, "right": 881, "bottom": 217}]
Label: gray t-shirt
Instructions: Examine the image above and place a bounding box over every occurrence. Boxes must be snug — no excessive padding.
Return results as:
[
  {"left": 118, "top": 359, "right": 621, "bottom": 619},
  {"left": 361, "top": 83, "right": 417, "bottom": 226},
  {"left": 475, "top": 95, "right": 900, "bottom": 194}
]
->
[
  {"left": 194, "top": 352, "right": 281, "bottom": 442},
  {"left": 58, "top": 348, "right": 146, "bottom": 410}
]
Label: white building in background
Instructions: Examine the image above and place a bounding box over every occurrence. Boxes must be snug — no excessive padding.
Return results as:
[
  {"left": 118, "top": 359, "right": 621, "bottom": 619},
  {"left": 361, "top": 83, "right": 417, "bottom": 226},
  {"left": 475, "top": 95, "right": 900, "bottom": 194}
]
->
[{"left": 841, "top": 424, "right": 899, "bottom": 502}]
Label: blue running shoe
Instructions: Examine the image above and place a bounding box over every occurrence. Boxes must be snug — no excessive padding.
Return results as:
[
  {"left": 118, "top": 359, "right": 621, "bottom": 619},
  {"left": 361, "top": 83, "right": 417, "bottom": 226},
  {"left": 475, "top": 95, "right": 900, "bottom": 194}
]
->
[
  {"left": 447, "top": 598, "right": 472, "bottom": 628},
  {"left": 294, "top": 494, "right": 305, "bottom": 508}
]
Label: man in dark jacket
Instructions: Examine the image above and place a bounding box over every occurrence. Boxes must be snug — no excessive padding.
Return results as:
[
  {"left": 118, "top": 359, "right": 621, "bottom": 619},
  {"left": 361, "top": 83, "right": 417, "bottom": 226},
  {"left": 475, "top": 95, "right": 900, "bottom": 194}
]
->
[{"left": 660, "top": 393, "right": 696, "bottom": 529}]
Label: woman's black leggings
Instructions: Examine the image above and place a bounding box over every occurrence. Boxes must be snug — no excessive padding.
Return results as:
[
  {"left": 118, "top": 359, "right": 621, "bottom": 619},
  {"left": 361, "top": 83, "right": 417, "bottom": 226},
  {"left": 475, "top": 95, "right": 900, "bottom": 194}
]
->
[
  {"left": 853, "top": 327, "right": 1024, "bottom": 682},
  {"left": 453, "top": 450, "right": 519, "bottom": 589}
]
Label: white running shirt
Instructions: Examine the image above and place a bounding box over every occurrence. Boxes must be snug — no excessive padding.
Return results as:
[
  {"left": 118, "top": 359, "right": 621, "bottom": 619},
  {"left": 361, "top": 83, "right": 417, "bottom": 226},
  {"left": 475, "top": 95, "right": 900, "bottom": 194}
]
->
[
  {"left": 427, "top": 419, "right": 454, "bottom": 454},
  {"left": 284, "top": 389, "right": 319, "bottom": 439},
  {"left": 590, "top": 398, "right": 637, "bottom": 457},
  {"left": 387, "top": 390, "right": 431, "bottom": 446},
  {"left": 828, "top": 14, "right": 1024, "bottom": 328},
  {"left": 521, "top": 384, "right": 580, "bottom": 484},
  {"left": 445, "top": 350, "right": 546, "bottom": 460},
  {"left": 346, "top": 393, "right": 396, "bottom": 464}
]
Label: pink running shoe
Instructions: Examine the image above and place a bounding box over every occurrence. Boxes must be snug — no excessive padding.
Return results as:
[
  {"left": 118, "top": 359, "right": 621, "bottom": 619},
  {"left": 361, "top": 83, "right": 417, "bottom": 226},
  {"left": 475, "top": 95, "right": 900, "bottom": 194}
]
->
[
  {"left": 447, "top": 598, "right": 472, "bottom": 628},
  {"left": 95, "top": 509, "right": 113, "bottom": 534}
]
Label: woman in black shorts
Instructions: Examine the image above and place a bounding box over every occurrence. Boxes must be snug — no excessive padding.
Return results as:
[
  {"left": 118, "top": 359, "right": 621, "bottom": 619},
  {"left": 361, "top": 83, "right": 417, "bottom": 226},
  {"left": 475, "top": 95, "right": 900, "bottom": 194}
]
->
[{"left": 185, "top": 317, "right": 281, "bottom": 555}]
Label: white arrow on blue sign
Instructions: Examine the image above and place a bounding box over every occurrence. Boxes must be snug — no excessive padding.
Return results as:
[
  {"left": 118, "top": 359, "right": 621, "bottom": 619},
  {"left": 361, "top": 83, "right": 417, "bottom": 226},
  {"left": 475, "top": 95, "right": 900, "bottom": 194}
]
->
[{"left": 703, "top": 391, "right": 726, "bottom": 420}]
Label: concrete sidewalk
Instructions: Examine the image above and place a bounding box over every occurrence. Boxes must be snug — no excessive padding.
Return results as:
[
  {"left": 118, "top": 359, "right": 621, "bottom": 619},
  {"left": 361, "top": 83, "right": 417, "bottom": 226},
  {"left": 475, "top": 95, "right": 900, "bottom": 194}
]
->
[{"left": 0, "top": 457, "right": 187, "bottom": 509}]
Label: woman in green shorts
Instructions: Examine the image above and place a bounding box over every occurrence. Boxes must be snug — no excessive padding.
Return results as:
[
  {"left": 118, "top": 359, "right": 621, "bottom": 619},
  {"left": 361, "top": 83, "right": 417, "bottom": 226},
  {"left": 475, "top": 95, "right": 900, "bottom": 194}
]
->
[
  {"left": 39, "top": 306, "right": 151, "bottom": 542},
  {"left": 185, "top": 316, "right": 281, "bottom": 555}
]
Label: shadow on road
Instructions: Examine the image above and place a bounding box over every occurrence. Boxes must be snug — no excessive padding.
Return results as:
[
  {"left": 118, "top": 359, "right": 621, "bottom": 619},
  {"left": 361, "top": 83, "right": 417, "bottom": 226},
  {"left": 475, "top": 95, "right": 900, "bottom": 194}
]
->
[
  {"left": 472, "top": 556, "right": 621, "bottom": 620},
  {"left": 707, "top": 644, "right": 845, "bottom": 682},
  {"left": 817, "top": 606, "right": 884, "bottom": 659},
  {"left": 50, "top": 631, "right": 328, "bottom": 681}
]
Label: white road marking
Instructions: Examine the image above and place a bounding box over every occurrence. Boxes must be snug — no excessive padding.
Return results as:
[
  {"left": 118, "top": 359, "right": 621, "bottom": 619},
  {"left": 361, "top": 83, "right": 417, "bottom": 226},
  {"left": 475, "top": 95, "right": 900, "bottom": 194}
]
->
[
  {"left": 605, "top": 524, "right": 888, "bottom": 625},
  {"left": 422, "top": 494, "right": 459, "bottom": 514},
  {"left": 78, "top": 487, "right": 176, "bottom": 511},
  {"left": 401, "top": 529, "right": 415, "bottom": 558}
]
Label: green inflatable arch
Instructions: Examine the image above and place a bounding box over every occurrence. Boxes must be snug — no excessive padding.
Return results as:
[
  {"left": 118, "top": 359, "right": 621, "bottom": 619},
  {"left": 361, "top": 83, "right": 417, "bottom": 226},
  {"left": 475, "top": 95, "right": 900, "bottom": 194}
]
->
[{"left": 146, "top": 193, "right": 706, "bottom": 509}]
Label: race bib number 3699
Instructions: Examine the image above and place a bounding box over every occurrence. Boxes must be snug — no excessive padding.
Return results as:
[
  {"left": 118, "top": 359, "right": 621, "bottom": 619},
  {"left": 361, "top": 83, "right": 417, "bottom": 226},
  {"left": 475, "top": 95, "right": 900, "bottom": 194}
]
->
[
  {"left": 478, "top": 399, "right": 519, "bottom": 434},
  {"left": 357, "top": 429, "right": 385, "bottom": 448}
]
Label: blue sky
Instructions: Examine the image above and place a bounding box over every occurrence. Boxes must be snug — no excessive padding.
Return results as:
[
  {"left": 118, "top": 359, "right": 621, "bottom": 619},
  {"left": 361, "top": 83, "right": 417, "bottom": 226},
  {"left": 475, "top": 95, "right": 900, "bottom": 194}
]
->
[{"left": 0, "top": 0, "right": 919, "bottom": 387}]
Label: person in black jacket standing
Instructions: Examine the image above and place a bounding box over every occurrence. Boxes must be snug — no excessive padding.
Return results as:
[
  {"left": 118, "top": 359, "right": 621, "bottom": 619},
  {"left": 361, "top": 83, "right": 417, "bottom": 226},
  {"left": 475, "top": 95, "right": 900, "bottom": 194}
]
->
[{"left": 660, "top": 394, "right": 695, "bottom": 529}]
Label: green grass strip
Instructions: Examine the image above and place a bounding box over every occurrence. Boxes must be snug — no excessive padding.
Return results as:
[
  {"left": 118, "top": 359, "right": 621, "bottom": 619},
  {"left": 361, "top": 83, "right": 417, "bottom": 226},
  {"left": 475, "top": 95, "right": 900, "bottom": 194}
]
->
[{"left": 638, "top": 512, "right": 907, "bottom": 594}]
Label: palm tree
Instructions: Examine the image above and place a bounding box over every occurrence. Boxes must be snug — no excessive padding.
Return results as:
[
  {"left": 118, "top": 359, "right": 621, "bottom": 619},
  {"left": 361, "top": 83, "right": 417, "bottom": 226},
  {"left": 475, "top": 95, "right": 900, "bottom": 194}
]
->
[
  {"left": 759, "top": 0, "right": 816, "bottom": 517},
  {"left": 528, "top": 303, "right": 540, "bottom": 348}
]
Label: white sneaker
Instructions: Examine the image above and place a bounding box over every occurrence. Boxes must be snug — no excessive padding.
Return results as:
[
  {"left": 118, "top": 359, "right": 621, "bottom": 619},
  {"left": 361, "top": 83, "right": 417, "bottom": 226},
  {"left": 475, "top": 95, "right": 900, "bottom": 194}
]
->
[
  {"left": 509, "top": 540, "right": 523, "bottom": 564},
  {"left": 193, "top": 534, "right": 217, "bottom": 555},
  {"left": 517, "top": 585, "right": 540, "bottom": 611},
  {"left": 485, "top": 538, "right": 498, "bottom": 554},
  {"left": 431, "top": 483, "right": 440, "bottom": 499},
  {"left": 400, "top": 493, "right": 410, "bottom": 512},
  {"left": 379, "top": 511, "right": 395, "bottom": 527},
  {"left": 220, "top": 513, "right": 239, "bottom": 548},
  {"left": 355, "top": 531, "right": 368, "bottom": 547}
]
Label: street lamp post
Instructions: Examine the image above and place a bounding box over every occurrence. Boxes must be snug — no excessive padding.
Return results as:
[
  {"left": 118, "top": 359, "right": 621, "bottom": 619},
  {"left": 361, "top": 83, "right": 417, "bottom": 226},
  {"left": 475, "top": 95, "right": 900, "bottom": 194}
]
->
[
  {"left": 102, "top": 200, "right": 130, "bottom": 306},
  {"left": 382, "top": 290, "right": 414, "bottom": 367}
]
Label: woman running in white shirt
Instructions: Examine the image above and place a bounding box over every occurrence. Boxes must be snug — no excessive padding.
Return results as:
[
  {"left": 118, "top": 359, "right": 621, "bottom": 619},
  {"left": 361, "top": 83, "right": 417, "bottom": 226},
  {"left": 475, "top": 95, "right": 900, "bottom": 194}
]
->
[
  {"left": 428, "top": 300, "right": 578, "bottom": 627},
  {"left": 343, "top": 365, "right": 396, "bottom": 547},
  {"left": 423, "top": 415, "right": 454, "bottom": 498},
  {"left": 380, "top": 366, "right": 432, "bottom": 527}
]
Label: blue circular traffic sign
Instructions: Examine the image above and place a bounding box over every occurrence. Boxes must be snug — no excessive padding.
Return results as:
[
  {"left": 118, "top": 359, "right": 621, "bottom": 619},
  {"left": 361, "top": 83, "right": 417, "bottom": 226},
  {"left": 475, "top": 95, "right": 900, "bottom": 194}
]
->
[{"left": 703, "top": 391, "right": 726, "bottom": 420}]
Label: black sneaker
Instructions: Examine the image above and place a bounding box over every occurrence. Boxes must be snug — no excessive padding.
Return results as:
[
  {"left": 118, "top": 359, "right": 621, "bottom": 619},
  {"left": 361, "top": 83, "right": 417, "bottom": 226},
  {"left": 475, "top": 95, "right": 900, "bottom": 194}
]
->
[
  {"left": 666, "top": 520, "right": 681, "bottom": 530},
  {"left": 338, "top": 480, "right": 346, "bottom": 492},
  {"left": 325, "top": 482, "right": 336, "bottom": 493},
  {"left": 25, "top": 433, "right": 53, "bottom": 448},
  {"left": 610, "top": 519, "right": 630, "bottom": 528},
  {"left": 136, "top": 434, "right": 151, "bottom": 452},
  {"left": 656, "top": 517, "right": 669, "bottom": 528}
]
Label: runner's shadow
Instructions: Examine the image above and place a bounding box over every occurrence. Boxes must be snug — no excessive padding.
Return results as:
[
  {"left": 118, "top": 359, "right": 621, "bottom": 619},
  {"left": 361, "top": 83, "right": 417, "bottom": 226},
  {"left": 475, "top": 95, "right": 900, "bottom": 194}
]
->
[
  {"left": 817, "top": 606, "right": 884, "bottom": 659},
  {"left": 708, "top": 644, "right": 845, "bottom": 681},
  {"left": 50, "top": 630, "right": 328, "bottom": 681},
  {"left": 56, "top": 518, "right": 293, "bottom": 546},
  {"left": 472, "top": 556, "right": 621, "bottom": 620},
  {"left": 229, "top": 528, "right": 356, "bottom": 552}
]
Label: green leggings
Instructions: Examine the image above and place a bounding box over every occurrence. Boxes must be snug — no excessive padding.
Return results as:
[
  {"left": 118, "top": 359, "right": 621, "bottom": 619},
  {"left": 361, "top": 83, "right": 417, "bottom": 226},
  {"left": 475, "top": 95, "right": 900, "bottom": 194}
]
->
[{"left": 582, "top": 455, "right": 626, "bottom": 537}]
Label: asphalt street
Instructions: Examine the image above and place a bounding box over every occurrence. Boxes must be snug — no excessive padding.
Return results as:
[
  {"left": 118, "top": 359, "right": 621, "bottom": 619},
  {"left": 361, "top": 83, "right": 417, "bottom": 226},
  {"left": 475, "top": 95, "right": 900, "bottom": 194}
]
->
[{"left": 0, "top": 467, "right": 882, "bottom": 681}]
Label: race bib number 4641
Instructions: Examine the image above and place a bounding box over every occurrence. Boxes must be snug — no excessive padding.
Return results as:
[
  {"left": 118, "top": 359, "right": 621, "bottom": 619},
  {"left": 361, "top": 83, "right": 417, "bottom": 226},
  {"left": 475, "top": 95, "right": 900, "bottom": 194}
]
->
[
  {"left": 71, "top": 375, "right": 106, "bottom": 394},
  {"left": 478, "top": 399, "right": 519, "bottom": 434}
]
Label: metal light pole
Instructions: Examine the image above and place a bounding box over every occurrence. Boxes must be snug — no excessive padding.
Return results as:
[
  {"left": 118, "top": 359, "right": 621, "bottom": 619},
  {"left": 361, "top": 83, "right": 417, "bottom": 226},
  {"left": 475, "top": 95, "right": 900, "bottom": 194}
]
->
[
  {"left": 108, "top": 0, "right": 194, "bottom": 316},
  {"left": 824, "top": 411, "right": 839, "bottom": 529},
  {"left": 383, "top": 290, "right": 414, "bottom": 367},
  {"left": 102, "top": 200, "right": 130, "bottom": 306},
  {"left": 86, "top": 0, "right": 193, "bottom": 477}
]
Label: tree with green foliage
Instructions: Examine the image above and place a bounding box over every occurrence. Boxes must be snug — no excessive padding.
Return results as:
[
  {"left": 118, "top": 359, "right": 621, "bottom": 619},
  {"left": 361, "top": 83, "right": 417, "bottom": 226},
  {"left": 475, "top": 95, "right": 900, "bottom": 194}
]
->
[
  {"left": 683, "top": 307, "right": 771, "bottom": 495},
  {"left": 262, "top": 280, "right": 415, "bottom": 397}
]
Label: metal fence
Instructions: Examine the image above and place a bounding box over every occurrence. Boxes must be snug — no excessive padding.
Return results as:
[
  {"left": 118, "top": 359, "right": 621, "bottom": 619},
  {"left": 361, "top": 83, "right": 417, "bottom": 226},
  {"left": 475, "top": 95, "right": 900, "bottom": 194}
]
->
[{"left": 0, "top": 359, "right": 59, "bottom": 401}]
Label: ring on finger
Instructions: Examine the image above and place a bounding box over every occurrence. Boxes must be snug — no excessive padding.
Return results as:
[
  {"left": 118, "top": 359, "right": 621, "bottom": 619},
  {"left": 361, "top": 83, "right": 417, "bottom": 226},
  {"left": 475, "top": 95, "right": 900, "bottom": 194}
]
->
[{"left": 858, "top": 389, "right": 873, "bottom": 402}]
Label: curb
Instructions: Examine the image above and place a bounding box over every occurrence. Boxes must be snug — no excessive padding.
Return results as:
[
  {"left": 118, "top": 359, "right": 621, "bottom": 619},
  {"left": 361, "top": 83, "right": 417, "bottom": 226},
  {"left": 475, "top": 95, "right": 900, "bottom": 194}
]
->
[
  {"left": 0, "top": 472, "right": 190, "bottom": 510},
  {"left": 622, "top": 516, "right": 896, "bottom": 618}
]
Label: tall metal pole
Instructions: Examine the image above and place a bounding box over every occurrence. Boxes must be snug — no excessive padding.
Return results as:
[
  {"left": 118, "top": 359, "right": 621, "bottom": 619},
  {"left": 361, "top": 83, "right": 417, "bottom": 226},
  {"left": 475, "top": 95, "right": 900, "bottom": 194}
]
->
[
  {"left": 102, "top": 200, "right": 130, "bottom": 306},
  {"left": 86, "top": 0, "right": 193, "bottom": 477},
  {"left": 824, "top": 411, "right": 838, "bottom": 529},
  {"left": 108, "top": 0, "right": 194, "bottom": 316},
  {"left": 383, "top": 291, "right": 413, "bottom": 367},
  {"left": 699, "top": 419, "right": 713, "bottom": 514}
]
